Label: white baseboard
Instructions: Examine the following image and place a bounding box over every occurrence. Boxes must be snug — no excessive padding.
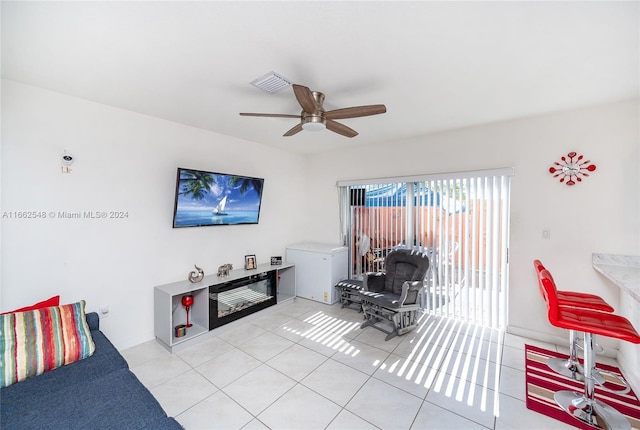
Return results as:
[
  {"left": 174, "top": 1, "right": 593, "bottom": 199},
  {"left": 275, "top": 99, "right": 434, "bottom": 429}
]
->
[{"left": 506, "top": 325, "right": 619, "bottom": 359}]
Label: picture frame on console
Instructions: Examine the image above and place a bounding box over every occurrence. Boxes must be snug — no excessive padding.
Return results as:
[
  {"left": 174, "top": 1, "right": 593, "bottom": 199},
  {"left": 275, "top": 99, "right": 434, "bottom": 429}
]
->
[
  {"left": 244, "top": 254, "right": 257, "bottom": 270},
  {"left": 270, "top": 256, "right": 282, "bottom": 265}
]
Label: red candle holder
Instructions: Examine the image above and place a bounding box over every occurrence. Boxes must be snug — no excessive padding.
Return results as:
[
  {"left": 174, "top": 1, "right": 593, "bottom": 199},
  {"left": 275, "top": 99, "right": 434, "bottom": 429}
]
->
[{"left": 181, "top": 294, "right": 194, "bottom": 328}]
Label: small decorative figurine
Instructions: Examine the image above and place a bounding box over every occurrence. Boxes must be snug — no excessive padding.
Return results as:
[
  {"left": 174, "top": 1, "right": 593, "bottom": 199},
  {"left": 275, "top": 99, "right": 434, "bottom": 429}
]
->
[
  {"left": 217, "top": 263, "right": 233, "bottom": 277},
  {"left": 188, "top": 265, "right": 204, "bottom": 283}
]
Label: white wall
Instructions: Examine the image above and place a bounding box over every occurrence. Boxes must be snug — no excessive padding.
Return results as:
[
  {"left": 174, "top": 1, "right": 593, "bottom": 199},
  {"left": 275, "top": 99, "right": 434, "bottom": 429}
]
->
[
  {"left": 1, "top": 80, "right": 309, "bottom": 349},
  {"left": 305, "top": 99, "right": 639, "bottom": 374}
]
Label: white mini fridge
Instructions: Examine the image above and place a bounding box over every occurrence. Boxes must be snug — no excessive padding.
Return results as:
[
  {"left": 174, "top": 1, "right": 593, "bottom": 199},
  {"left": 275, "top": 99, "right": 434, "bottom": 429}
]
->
[{"left": 286, "top": 242, "right": 348, "bottom": 305}]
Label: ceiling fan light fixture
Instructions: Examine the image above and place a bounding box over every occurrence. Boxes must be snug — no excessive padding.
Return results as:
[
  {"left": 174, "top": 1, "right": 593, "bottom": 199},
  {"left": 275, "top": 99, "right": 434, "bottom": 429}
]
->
[
  {"left": 302, "top": 122, "right": 326, "bottom": 131},
  {"left": 240, "top": 83, "right": 386, "bottom": 138},
  {"left": 301, "top": 114, "right": 326, "bottom": 131}
]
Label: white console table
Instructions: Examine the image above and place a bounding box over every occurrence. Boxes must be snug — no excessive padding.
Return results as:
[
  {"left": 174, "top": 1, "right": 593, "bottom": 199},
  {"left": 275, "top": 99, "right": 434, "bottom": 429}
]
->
[{"left": 154, "top": 262, "right": 295, "bottom": 352}]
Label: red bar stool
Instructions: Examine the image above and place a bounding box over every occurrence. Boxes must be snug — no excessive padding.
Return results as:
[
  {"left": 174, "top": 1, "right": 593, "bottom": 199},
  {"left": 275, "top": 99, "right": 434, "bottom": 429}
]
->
[
  {"left": 533, "top": 260, "right": 614, "bottom": 380},
  {"left": 539, "top": 269, "right": 640, "bottom": 430}
]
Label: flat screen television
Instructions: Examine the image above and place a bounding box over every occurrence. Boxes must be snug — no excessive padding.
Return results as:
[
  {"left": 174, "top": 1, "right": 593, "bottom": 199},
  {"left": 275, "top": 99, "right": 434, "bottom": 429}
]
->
[{"left": 172, "top": 167, "right": 264, "bottom": 228}]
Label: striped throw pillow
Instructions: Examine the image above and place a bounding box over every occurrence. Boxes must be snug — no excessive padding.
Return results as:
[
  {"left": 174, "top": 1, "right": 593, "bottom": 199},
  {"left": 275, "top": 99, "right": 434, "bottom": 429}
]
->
[{"left": 0, "top": 300, "right": 95, "bottom": 388}]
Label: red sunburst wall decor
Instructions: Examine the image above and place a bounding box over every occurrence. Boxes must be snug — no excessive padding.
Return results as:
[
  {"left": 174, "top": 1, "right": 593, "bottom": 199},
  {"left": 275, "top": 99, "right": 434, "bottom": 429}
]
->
[{"left": 549, "top": 152, "right": 596, "bottom": 186}]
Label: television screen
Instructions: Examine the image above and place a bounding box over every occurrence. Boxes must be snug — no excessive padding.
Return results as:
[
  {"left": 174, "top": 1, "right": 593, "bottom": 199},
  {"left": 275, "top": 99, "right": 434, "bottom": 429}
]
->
[{"left": 172, "top": 168, "right": 264, "bottom": 228}]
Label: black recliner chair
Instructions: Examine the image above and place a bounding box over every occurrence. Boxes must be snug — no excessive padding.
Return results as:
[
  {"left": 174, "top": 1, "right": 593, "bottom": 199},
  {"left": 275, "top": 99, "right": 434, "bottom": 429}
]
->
[{"left": 359, "top": 248, "right": 430, "bottom": 340}]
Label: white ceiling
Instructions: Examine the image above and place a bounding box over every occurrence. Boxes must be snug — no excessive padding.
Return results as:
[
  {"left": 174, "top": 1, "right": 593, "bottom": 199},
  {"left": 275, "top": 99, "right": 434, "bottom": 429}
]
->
[{"left": 2, "top": 1, "right": 638, "bottom": 154}]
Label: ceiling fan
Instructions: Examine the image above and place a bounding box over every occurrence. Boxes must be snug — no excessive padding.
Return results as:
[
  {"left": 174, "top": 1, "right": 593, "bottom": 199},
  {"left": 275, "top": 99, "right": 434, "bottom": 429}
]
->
[{"left": 240, "top": 84, "right": 386, "bottom": 138}]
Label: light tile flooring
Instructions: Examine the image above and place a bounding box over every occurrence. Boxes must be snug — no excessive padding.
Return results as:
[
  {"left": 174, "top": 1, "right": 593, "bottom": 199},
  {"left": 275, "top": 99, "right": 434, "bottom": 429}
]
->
[{"left": 122, "top": 298, "right": 582, "bottom": 430}]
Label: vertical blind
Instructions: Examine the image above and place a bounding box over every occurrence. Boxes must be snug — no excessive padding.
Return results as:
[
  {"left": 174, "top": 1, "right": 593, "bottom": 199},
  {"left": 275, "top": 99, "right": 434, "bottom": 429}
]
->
[{"left": 338, "top": 168, "right": 512, "bottom": 329}]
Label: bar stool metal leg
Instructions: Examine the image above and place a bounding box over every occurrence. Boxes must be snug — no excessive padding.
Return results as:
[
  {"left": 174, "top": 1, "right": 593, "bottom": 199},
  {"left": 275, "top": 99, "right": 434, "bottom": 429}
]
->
[
  {"left": 554, "top": 332, "right": 631, "bottom": 430},
  {"left": 547, "top": 329, "right": 584, "bottom": 381},
  {"left": 546, "top": 329, "right": 621, "bottom": 388}
]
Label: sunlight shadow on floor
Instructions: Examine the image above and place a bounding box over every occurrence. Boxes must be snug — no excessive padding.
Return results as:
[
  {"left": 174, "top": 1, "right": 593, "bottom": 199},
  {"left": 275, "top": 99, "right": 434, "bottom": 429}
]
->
[{"left": 281, "top": 309, "right": 504, "bottom": 418}]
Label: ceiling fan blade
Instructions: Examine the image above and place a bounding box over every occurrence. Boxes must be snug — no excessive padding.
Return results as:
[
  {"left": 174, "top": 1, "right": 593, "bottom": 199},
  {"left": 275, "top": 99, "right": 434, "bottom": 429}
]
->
[
  {"left": 326, "top": 119, "right": 358, "bottom": 138},
  {"left": 283, "top": 123, "right": 303, "bottom": 137},
  {"left": 292, "top": 84, "right": 319, "bottom": 113},
  {"left": 239, "top": 113, "right": 301, "bottom": 118},
  {"left": 325, "top": 104, "right": 387, "bottom": 120}
]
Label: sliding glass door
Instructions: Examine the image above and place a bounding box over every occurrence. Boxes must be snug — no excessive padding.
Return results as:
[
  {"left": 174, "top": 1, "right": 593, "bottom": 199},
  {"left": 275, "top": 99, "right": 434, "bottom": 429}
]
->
[{"left": 338, "top": 168, "right": 512, "bottom": 329}]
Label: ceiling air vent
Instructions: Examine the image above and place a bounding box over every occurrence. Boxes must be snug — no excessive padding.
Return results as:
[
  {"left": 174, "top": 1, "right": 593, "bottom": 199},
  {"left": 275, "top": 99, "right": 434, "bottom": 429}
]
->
[{"left": 250, "top": 71, "right": 292, "bottom": 93}]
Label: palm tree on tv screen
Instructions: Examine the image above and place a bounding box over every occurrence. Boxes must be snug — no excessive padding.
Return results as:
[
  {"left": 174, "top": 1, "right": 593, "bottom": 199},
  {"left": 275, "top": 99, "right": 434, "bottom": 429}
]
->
[
  {"left": 229, "top": 176, "right": 262, "bottom": 196},
  {"left": 180, "top": 171, "right": 215, "bottom": 200}
]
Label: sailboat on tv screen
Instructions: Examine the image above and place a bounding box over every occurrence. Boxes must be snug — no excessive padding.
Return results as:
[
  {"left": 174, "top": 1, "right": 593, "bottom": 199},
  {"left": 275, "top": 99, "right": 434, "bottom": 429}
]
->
[{"left": 212, "top": 195, "right": 227, "bottom": 215}]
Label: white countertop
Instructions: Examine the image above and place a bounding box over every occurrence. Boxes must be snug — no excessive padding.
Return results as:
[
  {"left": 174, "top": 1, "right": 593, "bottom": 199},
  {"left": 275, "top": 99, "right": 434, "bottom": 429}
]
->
[{"left": 592, "top": 254, "right": 640, "bottom": 303}]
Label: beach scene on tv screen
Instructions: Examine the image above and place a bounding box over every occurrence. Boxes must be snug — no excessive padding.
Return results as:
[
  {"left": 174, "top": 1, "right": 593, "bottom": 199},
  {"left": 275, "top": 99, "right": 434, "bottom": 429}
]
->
[{"left": 174, "top": 169, "right": 263, "bottom": 227}]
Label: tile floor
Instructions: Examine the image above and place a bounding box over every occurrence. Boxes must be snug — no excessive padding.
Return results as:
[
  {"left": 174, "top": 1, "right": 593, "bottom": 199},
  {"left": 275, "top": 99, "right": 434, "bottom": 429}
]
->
[{"left": 122, "top": 298, "right": 582, "bottom": 430}]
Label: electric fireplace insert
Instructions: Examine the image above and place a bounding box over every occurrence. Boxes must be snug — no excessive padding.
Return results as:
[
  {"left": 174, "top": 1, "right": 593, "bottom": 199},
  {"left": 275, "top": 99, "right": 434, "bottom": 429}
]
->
[{"left": 209, "top": 270, "right": 277, "bottom": 329}]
